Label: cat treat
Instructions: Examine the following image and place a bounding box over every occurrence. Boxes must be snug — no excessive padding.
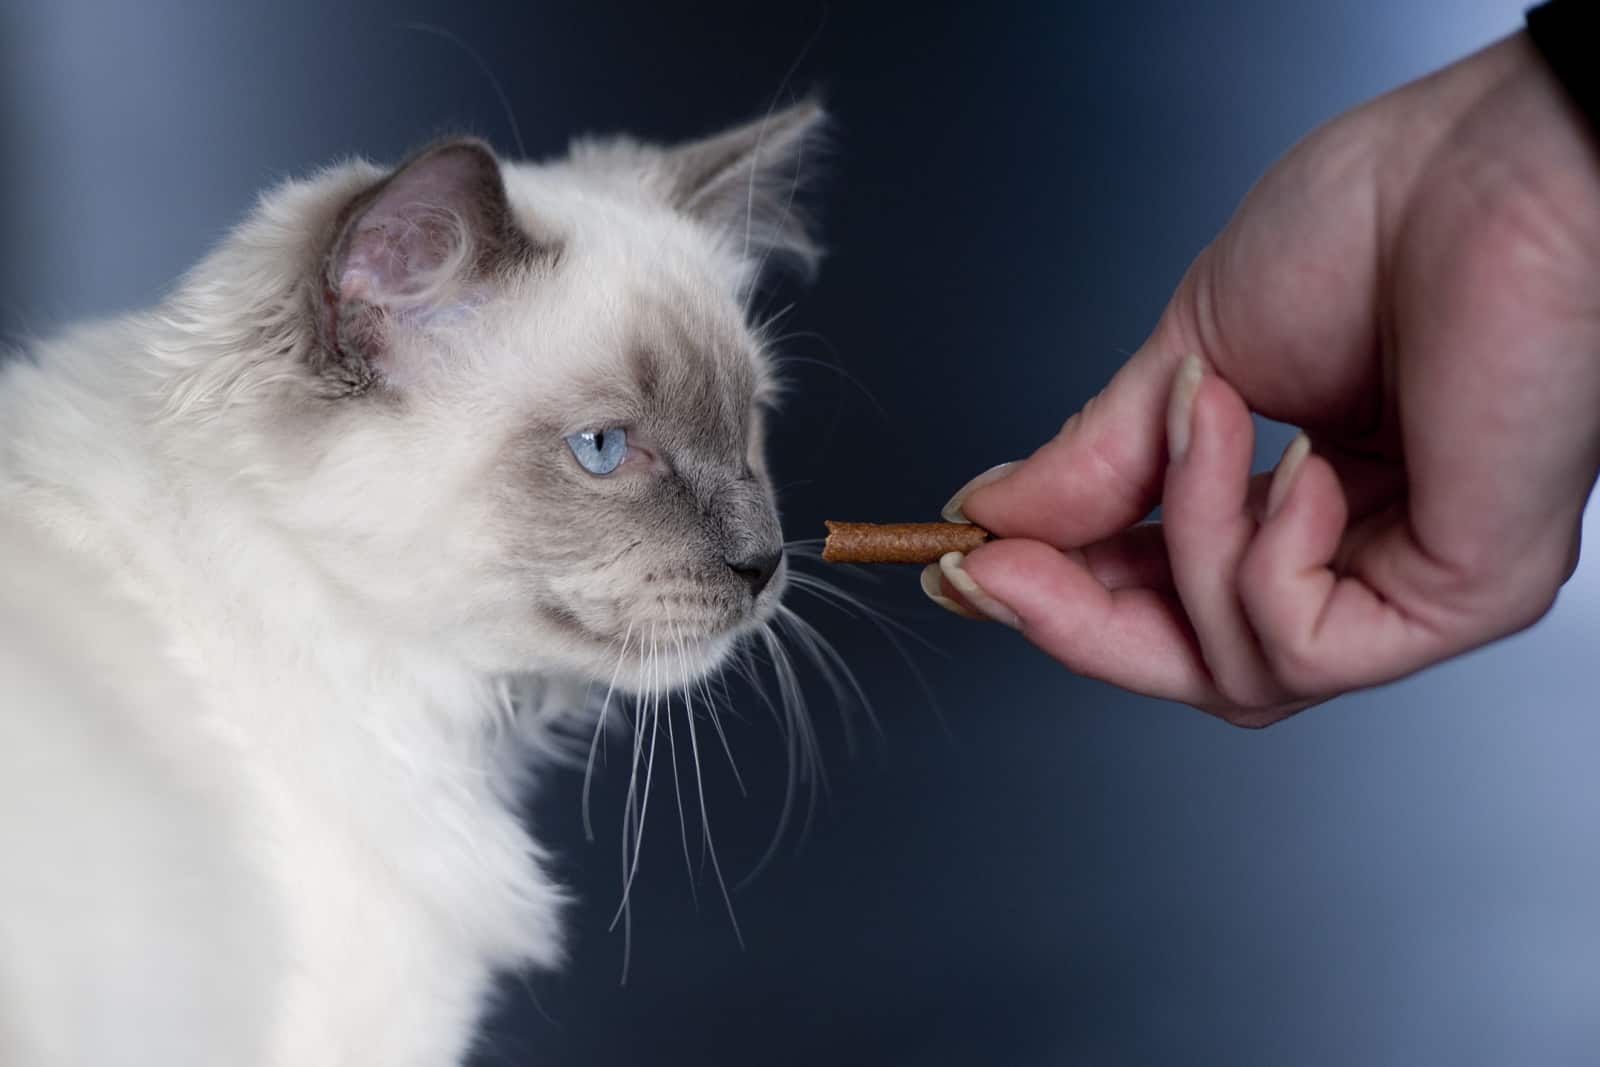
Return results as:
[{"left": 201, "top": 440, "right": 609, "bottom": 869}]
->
[{"left": 821, "top": 520, "right": 992, "bottom": 564}]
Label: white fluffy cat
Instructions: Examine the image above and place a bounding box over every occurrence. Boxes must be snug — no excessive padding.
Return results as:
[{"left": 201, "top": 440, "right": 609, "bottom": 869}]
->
[{"left": 0, "top": 99, "right": 824, "bottom": 1066}]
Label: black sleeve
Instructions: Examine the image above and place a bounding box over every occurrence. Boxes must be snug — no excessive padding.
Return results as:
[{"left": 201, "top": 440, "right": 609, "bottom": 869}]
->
[{"left": 1527, "top": 0, "right": 1600, "bottom": 134}]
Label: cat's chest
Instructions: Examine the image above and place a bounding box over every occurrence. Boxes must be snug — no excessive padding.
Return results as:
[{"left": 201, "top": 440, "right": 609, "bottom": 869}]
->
[
  {"left": 226, "top": 687, "right": 563, "bottom": 1066},
  {"left": 219, "top": 678, "right": 556, "bottom": 942}
]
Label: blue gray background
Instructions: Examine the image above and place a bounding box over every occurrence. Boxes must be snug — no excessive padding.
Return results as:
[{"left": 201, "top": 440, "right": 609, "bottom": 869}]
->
[{"left": 4, "top": 2, "right": 1597, "bottom": 1064}]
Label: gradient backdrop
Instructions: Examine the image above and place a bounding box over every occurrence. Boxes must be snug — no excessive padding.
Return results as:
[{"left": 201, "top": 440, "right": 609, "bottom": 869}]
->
[{"left": 4, "top": 2, "right": 1597, "bottom": 1065}]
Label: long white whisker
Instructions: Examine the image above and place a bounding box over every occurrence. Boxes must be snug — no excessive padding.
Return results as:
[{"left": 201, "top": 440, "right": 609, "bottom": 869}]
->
[
  {"left": 767, "top": 626, "right": 825, "bottom": 797},
  {"left": 616, "top": 624, "right": 656, "bottom": 983},
  {"left": 583, "top": 621, "right": 634, "bottom": 842},
  {"left": 782, "top": 567, "right": 954, "bottom": 739},
  {"left": 734, "top": 621, "right": 809, "bottom": 892},
  {"left": 705, "top": 703, "right": 748, "bottom": 797},
  {"left": 783, "top": 570, "right": 944, "bottom": 654},
  {"left": 619, "top": 645, "right": 649, "bottom": 880},
  {"left": 776, "top": 603, "right": 883, "bottom": 745},
  {"left": 610, "top": 679, "right": 661, "bottom": 931},
  {"left": 761, "top": 624, "right": 824, "bottom": 851},
  {"left": 687, "top": 692, "right": 743, "bottom": 948},
  {"left": 766, "top": 347, "right": 895, "bottom": 425},
  {"left": 665, "top": 619, "right": 699, "bottom": 905},
  {"left": 751, "top": 302, "right": 799, "bottom": 349}
]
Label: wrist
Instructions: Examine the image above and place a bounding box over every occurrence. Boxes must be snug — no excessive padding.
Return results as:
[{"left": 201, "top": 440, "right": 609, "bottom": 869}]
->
[{"left": 1400, "top": 33, "right": 1600, "bottom": 272}]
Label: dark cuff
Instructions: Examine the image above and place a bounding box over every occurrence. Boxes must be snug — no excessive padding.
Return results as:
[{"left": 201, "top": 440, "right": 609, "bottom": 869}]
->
[{"left": 1527, "top": 0, "right": 1600, "bottom": 133}]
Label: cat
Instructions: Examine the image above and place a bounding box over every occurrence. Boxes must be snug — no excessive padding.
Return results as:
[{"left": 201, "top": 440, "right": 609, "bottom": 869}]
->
[{"left": 0, "top": 97, "right": 825, "bottom": 1067}]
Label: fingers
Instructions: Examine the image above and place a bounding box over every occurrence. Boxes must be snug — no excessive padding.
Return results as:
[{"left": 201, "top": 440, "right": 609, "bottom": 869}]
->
[
  {"left": 1236, "top": 450, "right": 1483, "bottom": 692},
  {"left": 947, "top": 536, "right": 1223, "bottom": 706},
  {"left": 1159, "top": 358, "right": 1282, "bottom": 705},
  {"left": 936, "top": 356, "right": 1274, "bottom": 711},
  {"left": 932, "top": 351, "right": 1569, "bottom": 722},
  {"left": 927, "top": 355, "right": 1419, "bottom": 721},
  {"left": 1076, "top": 523, "right": 1171, "bottom": 592},
  {"left": 947, "top": 335, "right": 1188, "bottom": 548}
]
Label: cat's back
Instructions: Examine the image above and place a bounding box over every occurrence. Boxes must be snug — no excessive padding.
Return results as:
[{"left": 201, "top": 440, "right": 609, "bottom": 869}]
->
[{"left": 0, "top": 515, "right": 282, "bottom": 1067}]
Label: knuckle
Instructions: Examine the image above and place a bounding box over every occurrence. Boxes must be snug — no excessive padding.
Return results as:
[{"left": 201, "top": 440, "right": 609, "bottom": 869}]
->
[
  {"left": 1260, "top": 634, "right": 1331, "bottom": 696},
  {"left": 1503, "top": 577, "right": 1562, "bottom": 635},
  {"left": 1560, "top": 529, "right": 1583, "bottom": 585},
  {"left": 1235, "top": 542, "right": 1278, "bottom": 601},
  {"left": 1440, "top": 545, "right": 1568, "bottom": 638}
]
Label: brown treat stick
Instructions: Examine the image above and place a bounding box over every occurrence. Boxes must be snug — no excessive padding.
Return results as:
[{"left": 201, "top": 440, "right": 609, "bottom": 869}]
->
[{"left": 821, "top": 521, "right": 992, "bottom": 565}]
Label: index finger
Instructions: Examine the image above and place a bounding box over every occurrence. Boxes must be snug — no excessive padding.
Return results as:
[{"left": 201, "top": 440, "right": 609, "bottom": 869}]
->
[{"left": 953, "top": 327, "right": 1187, "bottom": 549}]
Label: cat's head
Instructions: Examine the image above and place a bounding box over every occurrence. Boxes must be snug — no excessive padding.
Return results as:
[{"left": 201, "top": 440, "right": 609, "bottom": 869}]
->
[{"left": 172, "top": 100, "right": 826, "bottom": 693}]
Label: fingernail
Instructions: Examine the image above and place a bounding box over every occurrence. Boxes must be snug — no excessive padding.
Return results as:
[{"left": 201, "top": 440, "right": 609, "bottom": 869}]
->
[
  {"left": 1166, "top": 355, "right": 1204, "bottom": 462},
  {"left": 920, "top": 563, "right": 984, "bottom": 620},
  {"left": 938, "top": 551, "right": 1021, "bottom": 629},
  {"left": 1265, "top": 432, "right": 1311, "bottom": 519},
  {"left": 940, "top": 460, "right": 1021, "bottom": 524}
]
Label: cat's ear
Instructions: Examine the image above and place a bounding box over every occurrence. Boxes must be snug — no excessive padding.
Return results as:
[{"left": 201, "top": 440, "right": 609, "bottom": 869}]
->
[
  {"left": 661, "top": 97, "right": 828, "bottom": 284},
  {"left": 319, "top": 138, "right": 535, "bottom": 391}
]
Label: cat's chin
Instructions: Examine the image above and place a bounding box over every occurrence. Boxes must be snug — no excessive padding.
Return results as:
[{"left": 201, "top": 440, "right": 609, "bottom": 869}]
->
[{"left": 573, "top": 623, "right": 750, "bottom": 698}]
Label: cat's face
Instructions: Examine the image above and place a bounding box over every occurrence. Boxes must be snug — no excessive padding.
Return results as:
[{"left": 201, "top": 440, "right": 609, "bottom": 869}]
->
[
  {"left": 238, "top": 103, "right": 823, "bottom": 694},
  {"left": 480, "top": 225, "right": 791, "bottom": 691}
]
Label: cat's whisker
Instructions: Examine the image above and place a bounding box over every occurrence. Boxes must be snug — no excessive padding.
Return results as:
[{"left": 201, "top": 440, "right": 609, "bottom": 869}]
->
[
  {"left": 663, "top": 621, "right": 699, "bottom": 908},
  {"left": 687, "top": 628, "right": 728, "bottom": 874},
  {"left": 685, "top": 683, "right": 743, "bottom": 949},
  {"left": 780, "top": 539, "right": 826, "bottom": 561},
  {"left": 752, "top": 301, "right": 798, "bottom": 344},
  {"left": 759, "top": 609, "right": 846, "bottom": 763},
  {"left": 730, "top": 638, "right": 791, "bottom": 758},
  {"left": 784, "top": 568, "right": 945, "bottom": 655},
  {"left": 609, "top": 661, "right": 660, "bottom": 933},
  {"left": 733, "top": 621, "right": 808, "bottom": 892},
  {"left": 786, "top": 567, "right": 954, "bottom": 740},
  {"left": 767, "top": 349, "right": 893, "bottom": 423},
  {"left": 619, "top": 867, "right": 634, "bottom": 988},
  {"left": 615, "top": 638, "right": 649, "bottom": 924},
  {"left": 583, "top": 620, "right": 634, "bottom": 843},
  {"left": 761, "top": 623, "right": 825, "bottom": 791},
  {"left": 615, "top": 625, "right": 660, "bottom": 984},
  {"left": 775, "top": 602, "right": 882, "bottom": 748},
  {"left": 666, "top": 702, "right": 700, "bottom": 907},
  {"left": 762, "top": 624, "right": 825, "bottom": 838}
]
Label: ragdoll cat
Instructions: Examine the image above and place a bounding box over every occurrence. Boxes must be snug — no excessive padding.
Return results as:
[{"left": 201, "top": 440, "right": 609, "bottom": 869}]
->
[{"left": 0, "top": 98, "right": 824, "bottom": 1067}]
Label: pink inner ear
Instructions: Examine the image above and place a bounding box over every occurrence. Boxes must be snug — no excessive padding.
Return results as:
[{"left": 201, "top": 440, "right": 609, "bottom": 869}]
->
[{"left": 338, "top": 148, "right": 494, "bottom": 310}]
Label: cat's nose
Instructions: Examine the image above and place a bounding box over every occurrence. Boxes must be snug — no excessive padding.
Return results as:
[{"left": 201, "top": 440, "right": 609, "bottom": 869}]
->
[{"left": 727, "top": 549, "right": 782, "bottom": 597}]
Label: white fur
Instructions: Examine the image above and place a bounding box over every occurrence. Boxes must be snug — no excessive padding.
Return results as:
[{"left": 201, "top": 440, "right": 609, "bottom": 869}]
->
[{"left": 0, "top": 109, "right": 819, "bottom": 1067}]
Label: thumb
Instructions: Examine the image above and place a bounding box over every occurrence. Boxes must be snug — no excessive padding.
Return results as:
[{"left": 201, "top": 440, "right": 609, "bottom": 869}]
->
[{"left": 950, "top": 325, "right": 1189, "bottom": 549}]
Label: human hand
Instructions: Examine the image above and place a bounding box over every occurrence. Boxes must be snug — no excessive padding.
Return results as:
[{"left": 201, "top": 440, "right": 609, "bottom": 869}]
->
[{"left": 927, "top": 34, "right": 1600, "bottom": 727}]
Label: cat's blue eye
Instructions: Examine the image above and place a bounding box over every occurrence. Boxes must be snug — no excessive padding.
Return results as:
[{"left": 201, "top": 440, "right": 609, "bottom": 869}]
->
[{"left": 565, "top": 429, "right": 628, "bottom": 475}]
